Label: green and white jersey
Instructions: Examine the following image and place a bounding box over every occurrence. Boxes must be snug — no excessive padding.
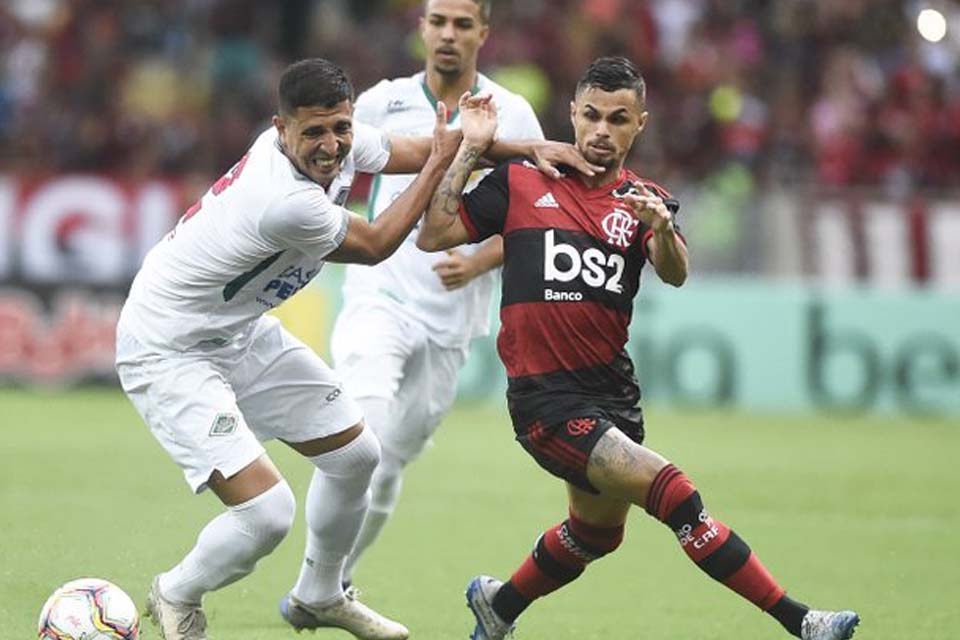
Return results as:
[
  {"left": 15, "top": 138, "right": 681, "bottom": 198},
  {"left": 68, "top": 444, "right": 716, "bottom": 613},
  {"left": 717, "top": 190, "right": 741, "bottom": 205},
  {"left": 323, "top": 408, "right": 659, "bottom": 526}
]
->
[
  {"left": 119, "top": 123, "right": 391, "bottom": 352},
  {"left": 343, "top": 71, "right": 544, "bottom": 348}
]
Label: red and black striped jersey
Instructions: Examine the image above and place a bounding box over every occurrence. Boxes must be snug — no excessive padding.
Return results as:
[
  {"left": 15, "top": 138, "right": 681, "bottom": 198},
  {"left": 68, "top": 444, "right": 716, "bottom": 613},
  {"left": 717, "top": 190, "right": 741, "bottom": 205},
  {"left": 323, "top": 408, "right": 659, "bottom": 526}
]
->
[{"left": 458, "top": 160, "right": 682, "bottom": 426}]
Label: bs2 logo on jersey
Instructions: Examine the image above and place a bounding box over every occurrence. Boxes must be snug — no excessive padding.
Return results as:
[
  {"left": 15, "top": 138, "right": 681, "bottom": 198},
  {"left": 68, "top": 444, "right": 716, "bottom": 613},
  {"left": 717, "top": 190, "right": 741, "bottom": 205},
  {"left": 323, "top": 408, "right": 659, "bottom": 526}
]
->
[{"left": 543, "top": 230, "right": 626, "bottom": 300}]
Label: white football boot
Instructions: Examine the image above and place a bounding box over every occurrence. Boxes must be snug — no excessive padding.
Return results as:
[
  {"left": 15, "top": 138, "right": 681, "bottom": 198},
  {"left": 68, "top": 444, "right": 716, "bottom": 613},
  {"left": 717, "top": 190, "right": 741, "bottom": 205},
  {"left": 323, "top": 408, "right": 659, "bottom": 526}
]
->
[
  {"left": 279, "top": 588, "right": 409, "bottom": 640},
  {"left": 801, "top": 609, "right": 860, "bottom": 640},
  {"left": 466, "top": 576, "right": 515, "bottom": 640},
  {"left": 144, "top": 576, "right": 208, "bottom": 640}
]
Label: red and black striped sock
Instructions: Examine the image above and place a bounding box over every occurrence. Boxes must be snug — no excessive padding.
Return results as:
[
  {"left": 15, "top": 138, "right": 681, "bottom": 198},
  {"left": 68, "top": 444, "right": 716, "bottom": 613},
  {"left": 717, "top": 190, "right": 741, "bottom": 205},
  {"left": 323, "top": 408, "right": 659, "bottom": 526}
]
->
[
  {"left": 646, "top": 464, "right": 809, "bottom": 637},
  {"left": 491, "top": 514, "right": 624, "bottom": 624}
]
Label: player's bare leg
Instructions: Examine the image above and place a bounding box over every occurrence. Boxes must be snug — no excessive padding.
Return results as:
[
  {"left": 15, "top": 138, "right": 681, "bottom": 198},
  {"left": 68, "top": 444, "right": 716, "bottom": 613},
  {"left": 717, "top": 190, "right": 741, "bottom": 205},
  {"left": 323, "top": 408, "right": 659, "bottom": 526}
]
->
[
  {"left": 147, "top": 455, "right": 295, "bottom": 640},
  {"left": 471, "top": 428, "right": 857, "bottom": 640},
  {"left": 467, "top": 482, "right": 631, "bottom": 639},
  {"left": 585, "top": 429, "right": 859, "bottom": 640},
  {"left": 280, "top": 422, "right": 409, "bottom": 640}
]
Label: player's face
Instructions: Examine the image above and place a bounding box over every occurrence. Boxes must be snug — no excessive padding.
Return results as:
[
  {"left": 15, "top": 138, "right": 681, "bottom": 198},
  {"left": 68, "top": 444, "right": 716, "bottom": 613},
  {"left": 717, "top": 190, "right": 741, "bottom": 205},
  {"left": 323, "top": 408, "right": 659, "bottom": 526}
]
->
[
  {"left": 420, "top": 0, "right": 489, "bottom": 78},
  {"left": 570, "top": 88, "right": 648, "bottom": 170},
  {"left": 273, "top": 101, "right": 354, "bottom": 187}
]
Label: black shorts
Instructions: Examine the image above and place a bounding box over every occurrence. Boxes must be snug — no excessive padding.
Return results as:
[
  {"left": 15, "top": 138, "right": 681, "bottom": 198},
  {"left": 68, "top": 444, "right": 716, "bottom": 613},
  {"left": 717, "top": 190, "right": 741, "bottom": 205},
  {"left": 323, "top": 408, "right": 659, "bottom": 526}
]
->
[{"left": 513, "top": 408, "right": 645, "bottom": 494}]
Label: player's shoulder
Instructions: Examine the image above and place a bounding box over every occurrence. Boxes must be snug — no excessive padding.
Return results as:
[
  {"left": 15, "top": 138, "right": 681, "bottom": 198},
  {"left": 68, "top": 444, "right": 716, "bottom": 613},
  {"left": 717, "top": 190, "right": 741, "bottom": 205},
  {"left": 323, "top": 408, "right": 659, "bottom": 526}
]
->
[
  {"left": 478, "top": 73, "right": 534, "bottom": 110},
  {"left": 489, "top": 159, "right": 558, "bottom": 191},
  {"left": 249, "top": 128, "right": 315, "bottom": 189},
  {"left": 357, "top": 74, "right": 422, "bottom": 106},
  {"left": 623, "top": 170, "right": 681, "bottom": 213},
  {"left": 625, "top": 170, "right": 674, "bottom": 200},
  {"left": 250, "top": 126, "right": 279, "bottom": 153}
]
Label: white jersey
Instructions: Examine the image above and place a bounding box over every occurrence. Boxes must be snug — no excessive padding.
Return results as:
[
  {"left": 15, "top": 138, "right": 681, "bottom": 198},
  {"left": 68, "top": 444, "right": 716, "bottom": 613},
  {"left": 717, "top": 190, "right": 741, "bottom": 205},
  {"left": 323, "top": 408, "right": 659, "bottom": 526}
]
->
[
  {"left": 119, "top": 123, "right": 391, "bottom": 351},
  {"left": 343, "top": 71, "right": 544, "bottom": 348}
]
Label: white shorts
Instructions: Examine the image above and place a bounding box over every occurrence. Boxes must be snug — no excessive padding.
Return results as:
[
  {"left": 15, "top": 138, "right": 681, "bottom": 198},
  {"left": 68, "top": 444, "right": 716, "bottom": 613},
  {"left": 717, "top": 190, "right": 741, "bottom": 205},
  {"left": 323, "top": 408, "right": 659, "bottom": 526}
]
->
[
  {"left": 116, "top": 315, "right": 362, "bottom": 493},
  {"left": 330, "top": 300, "right": 468, "bottom": 464}
]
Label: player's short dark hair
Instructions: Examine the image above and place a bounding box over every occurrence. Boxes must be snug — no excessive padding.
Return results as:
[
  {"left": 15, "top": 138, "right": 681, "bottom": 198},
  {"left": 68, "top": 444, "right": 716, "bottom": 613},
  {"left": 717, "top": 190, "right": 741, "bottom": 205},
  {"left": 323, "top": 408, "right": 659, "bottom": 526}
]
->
[
  {"left": 575, "top": 56, "right": 646, "bottom": 107},
  {"left": 472, "top": 0, "right": 492, "bottom": 22},
  {"left": 424, "top": 0, "right": 491, "bottom": 23},
  {"left": 278, "top": 58, "right": 354, "bottom": 116}
]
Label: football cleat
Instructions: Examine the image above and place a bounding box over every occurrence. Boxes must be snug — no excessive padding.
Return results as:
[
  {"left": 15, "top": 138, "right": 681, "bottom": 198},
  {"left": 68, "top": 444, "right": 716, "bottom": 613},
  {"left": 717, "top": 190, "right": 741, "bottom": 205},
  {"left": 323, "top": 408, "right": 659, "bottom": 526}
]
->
[
  {"left": 466, "top": 576, "right": 515, "bottom": 640},
  {"left": 801, "top": 609, "right": 860, "bottom": 640},
  {"left": 279, "top": 589, "right": 409, "bottom": 640},
  {"left": 144, "top": 576, "right": 207, "bottom": 640}
]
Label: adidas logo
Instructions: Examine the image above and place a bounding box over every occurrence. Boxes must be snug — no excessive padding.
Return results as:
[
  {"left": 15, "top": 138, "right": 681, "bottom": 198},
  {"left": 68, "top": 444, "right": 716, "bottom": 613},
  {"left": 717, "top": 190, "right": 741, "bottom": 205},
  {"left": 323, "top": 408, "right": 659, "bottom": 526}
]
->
[{"left": 534, "top": 192, "right": 559, "bottom": 208}]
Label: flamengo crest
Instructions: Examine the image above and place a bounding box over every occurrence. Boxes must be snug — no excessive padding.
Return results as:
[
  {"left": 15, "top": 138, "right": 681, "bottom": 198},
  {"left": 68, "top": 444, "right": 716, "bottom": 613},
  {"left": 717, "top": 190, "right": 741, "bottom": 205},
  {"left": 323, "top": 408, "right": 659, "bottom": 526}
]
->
[{"left": 601, "top": 208, "right": 639, "bottom": 248}]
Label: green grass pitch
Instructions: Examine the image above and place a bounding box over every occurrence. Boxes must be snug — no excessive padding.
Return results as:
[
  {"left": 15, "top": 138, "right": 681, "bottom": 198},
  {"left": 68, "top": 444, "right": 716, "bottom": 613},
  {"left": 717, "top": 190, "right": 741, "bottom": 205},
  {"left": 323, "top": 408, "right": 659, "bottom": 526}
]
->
[{"left": 2, "top": 388, "right": 958, "bottom": 638}]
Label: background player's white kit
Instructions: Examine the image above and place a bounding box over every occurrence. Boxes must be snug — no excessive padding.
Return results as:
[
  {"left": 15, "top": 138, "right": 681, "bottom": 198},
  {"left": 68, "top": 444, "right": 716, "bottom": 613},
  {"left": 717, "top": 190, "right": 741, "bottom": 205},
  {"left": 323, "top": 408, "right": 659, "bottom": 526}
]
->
[
  {"left": 339, "top": 72, "right": 542, "bottom": 349},
  {"left": 332, "top": 71, "right": 544, "bottom": 581}
]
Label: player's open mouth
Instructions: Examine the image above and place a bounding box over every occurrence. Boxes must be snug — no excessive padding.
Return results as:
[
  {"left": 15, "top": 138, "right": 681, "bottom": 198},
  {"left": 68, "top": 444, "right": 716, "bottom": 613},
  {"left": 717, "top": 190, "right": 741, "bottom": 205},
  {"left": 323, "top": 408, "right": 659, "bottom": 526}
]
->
[{"left": 313, "top": 157, "right": 338, "bottom": 170}]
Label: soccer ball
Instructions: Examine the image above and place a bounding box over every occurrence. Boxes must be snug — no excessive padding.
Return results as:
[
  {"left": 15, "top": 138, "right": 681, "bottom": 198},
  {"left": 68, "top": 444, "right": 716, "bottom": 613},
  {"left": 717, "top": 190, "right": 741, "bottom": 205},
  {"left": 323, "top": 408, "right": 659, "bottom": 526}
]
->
[{"left": 37, "top": 578, "right": 140, "bottom": 639}]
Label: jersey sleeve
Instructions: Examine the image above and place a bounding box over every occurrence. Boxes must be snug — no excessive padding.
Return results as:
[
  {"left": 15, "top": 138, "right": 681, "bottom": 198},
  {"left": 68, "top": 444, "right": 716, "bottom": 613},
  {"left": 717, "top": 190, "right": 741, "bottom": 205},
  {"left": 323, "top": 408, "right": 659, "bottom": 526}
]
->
[
  {"left": 458, "top": 162, "right": 511, "bottom": 242},
  {"left": 351, "top": 120, "right": 392, "bottom": 174},
  {"left": 259, "top": 188, "right": 351, "bottom": 258},
  {"left": 637, "top": 180, "right": 685, "bottom": 259}
]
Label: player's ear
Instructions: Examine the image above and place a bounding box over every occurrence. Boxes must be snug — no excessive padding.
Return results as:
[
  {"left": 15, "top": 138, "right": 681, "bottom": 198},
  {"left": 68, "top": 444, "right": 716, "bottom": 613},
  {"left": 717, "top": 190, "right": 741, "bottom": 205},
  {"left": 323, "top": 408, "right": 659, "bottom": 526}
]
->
[
  {"left": 637, "top": 111, "right": 648, "bottom": 134},
  {"left": 272, "top": 115, "right": 286, "bottom": 137},
  {"left": 478, "top": 21, "right": 490, "bottom": 46},
  {"left": 569, "top": 100, "right": 577, "bottom": 127}
]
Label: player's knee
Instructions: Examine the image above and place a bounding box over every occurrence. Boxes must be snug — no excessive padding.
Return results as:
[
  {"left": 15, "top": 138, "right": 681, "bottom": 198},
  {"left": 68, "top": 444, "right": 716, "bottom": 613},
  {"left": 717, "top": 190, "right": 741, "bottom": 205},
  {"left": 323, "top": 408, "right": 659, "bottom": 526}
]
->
[
  {"left": 568, "top": 515, "right": 625, "bottom": 560},
  {"left": 350, "top": 426, "right": 382, "bottom": 479},
  {"left": 234, "top": 480, "right": 297, "bottom": 549},
  {"left": 370, "top": 467, "right": 403, "bottom": 514}
]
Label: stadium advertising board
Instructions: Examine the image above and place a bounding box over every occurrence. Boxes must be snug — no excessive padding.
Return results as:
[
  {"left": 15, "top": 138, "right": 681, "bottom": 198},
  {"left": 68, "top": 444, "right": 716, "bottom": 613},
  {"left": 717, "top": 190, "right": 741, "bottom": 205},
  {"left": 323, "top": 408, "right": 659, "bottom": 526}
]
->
[
  {"left": 623, "top": 280, "right": 960, "bottom": 417},
  {"left": 457, "top": 279, "right": 960, "bottom": 418},
  {"left": 1, "top": 175, "right": 957, "bottom": 417},
  {"left": 0, "top": 175, "right": 182, "bottom": 383}
]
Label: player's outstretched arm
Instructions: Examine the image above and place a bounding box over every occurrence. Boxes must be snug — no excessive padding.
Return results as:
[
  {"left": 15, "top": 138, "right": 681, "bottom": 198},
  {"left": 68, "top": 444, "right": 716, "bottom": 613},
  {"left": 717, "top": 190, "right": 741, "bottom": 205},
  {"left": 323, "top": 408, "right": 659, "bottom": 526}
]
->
[
  {"left": 418, "top": 93, "right": 498, "bottom": 252},
  {"left": 379, "top": 134, "right": 434, "bottom": 174},
  {"left": 380, "top": 102, "right": 599, "bottom": 179},
  {"left": 486, "top": 139, "right": 602, "bottom": 179},
  {"left": 387, "top": 136, "right": 599, "bottom": 179},
  {"left": 624, "top": 187, "right": 689, "bottom": 286},
  {"left": 326, "top": 103, "right": 461, "bottom": 264}
]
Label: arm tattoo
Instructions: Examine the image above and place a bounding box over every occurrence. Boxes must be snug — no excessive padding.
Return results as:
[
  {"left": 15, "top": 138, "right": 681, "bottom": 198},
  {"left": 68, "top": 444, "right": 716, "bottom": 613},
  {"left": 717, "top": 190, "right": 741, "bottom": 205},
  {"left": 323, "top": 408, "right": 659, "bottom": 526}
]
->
[{"left": 435, "top": 145, "right": 483, "bottom": 217}]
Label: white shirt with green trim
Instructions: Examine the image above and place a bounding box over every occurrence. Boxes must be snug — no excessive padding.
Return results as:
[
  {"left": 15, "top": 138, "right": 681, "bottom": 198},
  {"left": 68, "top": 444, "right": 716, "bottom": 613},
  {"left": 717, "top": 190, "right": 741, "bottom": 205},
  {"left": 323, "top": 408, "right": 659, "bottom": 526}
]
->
[
  {"left": 343, "top": 71, "right": 544, "bottom": 348},
  {"left": 119, "top": 123, "right": 391, "bottom": 352}
]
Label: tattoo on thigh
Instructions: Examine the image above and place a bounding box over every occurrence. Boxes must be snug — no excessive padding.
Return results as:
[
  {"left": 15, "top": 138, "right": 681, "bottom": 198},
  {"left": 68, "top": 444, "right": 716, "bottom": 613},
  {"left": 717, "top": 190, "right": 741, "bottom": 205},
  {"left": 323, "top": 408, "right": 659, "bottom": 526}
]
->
[{"left": 589, "top": 430, "right": 638, "bottom": 477}]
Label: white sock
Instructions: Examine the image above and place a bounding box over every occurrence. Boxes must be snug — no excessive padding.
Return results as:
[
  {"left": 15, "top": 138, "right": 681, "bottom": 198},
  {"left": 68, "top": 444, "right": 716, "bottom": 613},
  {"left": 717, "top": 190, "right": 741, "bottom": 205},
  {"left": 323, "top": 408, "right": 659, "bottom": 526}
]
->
[
  {"left": 160, "top": 480, "right": 296, "bottom": 605},
  {"left": 291, "top": 427, "right": 381, "bottom": 607},
  {"left": 343, "top": 448, "right": 404, "bottom": 583}
]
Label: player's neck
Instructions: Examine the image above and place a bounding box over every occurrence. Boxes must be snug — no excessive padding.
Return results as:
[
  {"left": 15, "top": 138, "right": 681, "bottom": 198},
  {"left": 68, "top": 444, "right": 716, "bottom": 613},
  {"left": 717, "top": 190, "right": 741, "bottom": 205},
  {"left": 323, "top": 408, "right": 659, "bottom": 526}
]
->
[
  {"left": 425, "top": 67, "right": 478, "bottom": 112},
  {"left": 578, "top": 165, "right": 624, "bottom": 190}
]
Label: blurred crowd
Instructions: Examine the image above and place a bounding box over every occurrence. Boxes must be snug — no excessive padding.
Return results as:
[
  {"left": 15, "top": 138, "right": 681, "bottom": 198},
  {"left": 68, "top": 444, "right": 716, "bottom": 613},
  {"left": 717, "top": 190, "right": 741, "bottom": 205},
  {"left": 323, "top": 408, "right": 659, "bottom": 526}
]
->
[{"left": 1, "top": 0, "right": 958, "bottom": 193}]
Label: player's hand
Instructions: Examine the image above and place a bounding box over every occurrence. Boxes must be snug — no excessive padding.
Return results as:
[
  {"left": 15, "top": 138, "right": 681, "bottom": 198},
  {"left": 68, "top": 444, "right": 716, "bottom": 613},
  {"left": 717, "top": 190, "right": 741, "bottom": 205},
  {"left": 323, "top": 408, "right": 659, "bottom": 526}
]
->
[
  {"left": 623, "top": 184, "right": 673, "bottom": 232},
  {"left": 459, "top": 91, "right": 498, "bottom": 151},
  {"left": 529, "top": 141, "right": 604, "bottom": 179},
  {"left": 432, "top": 249, "right": 479, "bottom": 290},
  {"left": 431, "top": 101, "right": 464, "bottom": 163}
]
